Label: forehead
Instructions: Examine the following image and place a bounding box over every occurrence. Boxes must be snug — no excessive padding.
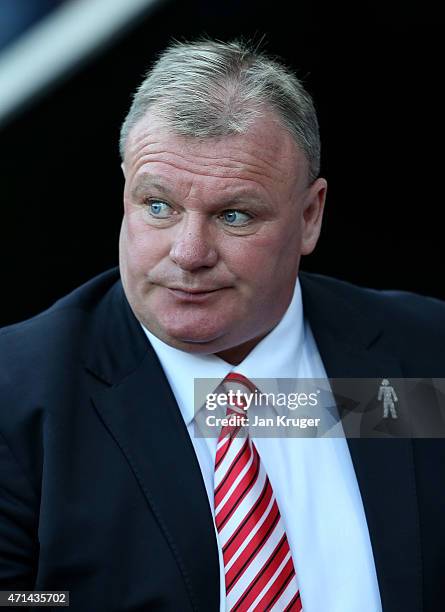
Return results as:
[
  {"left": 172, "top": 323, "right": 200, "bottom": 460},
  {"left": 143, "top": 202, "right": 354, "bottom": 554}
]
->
[{"left": 124, "top": 111, "right": 308, "bottom": 191}]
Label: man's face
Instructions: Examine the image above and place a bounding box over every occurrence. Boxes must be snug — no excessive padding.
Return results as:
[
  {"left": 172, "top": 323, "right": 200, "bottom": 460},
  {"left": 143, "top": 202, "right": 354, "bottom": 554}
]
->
[{"left": 120, "top": 111, "right": 326, "bottom": 363}]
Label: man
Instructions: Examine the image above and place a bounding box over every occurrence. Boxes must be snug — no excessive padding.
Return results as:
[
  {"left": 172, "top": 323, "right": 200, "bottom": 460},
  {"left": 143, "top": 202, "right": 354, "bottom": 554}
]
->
[{"left": 0, "top": 39, "right": 444, "bottom": 612}]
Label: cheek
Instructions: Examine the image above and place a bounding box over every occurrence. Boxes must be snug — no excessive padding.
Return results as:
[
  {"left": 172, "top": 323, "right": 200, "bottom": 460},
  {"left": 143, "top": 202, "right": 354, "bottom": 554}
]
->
[
  {"left": 222, "top": 230, "right": 298, "bottom": 284},
  {"left": 124, "top": 216, "right": 170, "bottom": 271}
]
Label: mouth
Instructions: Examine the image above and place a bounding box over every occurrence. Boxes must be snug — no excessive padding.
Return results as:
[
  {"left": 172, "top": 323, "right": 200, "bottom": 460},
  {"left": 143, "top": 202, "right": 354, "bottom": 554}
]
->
[{"left": 166, "top": 287, "right": 226, "bottom": 302}]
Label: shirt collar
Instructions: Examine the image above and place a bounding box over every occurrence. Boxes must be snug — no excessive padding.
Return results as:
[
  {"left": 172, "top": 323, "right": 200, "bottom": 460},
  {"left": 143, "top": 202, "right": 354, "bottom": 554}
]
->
[{"left": 141, "top": 278, "right": 305, "bottom": 426}]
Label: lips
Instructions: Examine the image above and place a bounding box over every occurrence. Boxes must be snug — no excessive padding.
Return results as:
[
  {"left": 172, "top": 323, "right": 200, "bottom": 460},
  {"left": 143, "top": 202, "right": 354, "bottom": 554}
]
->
[
  {"left": 169, "top": 287, "right": 220, "bottom": 294},
  {"left": 167, "top": 287, "right": 225, "bottom": 302}
]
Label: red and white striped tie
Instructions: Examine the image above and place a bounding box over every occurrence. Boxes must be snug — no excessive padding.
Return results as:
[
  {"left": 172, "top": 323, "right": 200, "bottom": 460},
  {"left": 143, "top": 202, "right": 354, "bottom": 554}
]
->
[{"left": 214, "top": 372, "right": 302, "bottom": 611}]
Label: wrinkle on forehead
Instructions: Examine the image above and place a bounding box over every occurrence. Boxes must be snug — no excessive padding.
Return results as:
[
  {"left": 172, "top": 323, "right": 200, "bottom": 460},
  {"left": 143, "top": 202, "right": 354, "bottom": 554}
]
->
[
  {"left": 125, "top": 112, "right": 307, "bottom": 187},
  {"left": 130, "top": 151, "right": 296, "bottom": 185}
]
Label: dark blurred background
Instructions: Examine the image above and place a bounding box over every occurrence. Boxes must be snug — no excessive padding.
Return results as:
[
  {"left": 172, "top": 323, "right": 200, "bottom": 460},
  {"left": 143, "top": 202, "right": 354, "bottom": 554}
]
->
[{"left": 1, "top": 0, "right": 443, "bottom": 327}]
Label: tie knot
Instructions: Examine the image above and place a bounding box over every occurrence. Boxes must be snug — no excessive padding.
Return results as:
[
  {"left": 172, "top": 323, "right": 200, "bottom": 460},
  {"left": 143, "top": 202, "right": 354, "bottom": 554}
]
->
[{"left": 223, "top": 372, "right": 257, "bottom": 393}]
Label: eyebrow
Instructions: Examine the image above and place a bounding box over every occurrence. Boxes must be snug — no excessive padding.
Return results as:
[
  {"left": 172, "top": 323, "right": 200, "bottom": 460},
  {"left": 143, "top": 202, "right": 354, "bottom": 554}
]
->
[
  {"left": 130, "top": 176, "right": 172, "bottom": 200},
  {"left": 130, "top": 174, "right": 270, "bottom": 210}
]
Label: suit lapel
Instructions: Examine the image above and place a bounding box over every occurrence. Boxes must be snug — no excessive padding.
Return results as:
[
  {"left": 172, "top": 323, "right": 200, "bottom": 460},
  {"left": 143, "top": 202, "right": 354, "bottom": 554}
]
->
[
  {"left": 85, "top": 279, "right": 219, "bottom": 612},
  {"left": 300, "top": 272, "right": 423, "bottom": 612}
]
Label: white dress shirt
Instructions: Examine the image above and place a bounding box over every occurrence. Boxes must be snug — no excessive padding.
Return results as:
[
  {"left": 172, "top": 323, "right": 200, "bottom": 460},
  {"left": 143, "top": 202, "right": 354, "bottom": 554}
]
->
[{"left": 142, "top": 278, "right": 382, "bottom": 612}]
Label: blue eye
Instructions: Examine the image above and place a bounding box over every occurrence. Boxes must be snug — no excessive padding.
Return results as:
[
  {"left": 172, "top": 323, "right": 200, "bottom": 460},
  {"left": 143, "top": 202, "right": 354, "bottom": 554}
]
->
[
  {"left": 148, "top": 201, "right": 172, "bottom": 218},
  {"left": 221, "top": 210, "right": 251, "bottom": 226}
]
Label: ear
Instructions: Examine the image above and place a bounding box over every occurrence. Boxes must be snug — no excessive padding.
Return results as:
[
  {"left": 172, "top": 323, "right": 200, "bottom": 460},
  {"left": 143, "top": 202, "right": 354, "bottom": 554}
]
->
[
  {"left": 121, "top": 161, "right": 126, "bottom": 178},
  {"left": 300, "top": 178, "right": 327, "bottom": 256}
]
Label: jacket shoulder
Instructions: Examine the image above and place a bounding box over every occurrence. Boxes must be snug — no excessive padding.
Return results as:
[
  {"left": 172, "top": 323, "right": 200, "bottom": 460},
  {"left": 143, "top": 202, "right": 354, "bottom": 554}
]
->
[
  {"left": 0, "top": 268, "right": 121, "bottom": 367},
  {"left": 299, "top": 271, "right": 445, "bottom": 348}
]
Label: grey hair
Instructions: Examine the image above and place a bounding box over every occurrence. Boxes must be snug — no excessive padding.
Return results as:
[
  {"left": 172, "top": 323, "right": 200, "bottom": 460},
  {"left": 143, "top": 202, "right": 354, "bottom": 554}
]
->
[{"left": 120, "top": 39, "right": 321, "bottom": 181}]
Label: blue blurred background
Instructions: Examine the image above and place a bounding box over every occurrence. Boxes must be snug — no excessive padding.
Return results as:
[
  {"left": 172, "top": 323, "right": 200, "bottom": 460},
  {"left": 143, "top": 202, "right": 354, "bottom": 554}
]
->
[{"left": 0, "top": 0, "right": 66, "bottom": 49}]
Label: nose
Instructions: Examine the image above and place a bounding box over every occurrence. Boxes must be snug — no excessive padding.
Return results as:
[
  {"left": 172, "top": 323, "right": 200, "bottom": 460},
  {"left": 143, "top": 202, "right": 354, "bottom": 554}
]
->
[{"left": 169, "top": 215, "right": 218, "bottom": 271}]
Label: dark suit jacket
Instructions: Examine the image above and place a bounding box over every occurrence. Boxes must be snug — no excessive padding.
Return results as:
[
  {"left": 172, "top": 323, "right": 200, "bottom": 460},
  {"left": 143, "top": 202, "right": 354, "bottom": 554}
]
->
[{"left": 0, "top": 268, "right": 444, "bottom": 611}]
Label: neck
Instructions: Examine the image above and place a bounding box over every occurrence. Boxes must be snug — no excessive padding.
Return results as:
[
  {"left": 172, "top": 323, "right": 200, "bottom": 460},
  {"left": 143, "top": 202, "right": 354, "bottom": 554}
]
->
[{"left": 215, "top": 333, "right": 269, "bottom": 365}]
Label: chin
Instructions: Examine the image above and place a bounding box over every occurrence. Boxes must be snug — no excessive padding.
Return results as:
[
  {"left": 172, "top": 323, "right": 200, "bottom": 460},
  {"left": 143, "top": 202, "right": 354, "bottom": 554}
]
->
[
  {"left": 158, "top": 332, "right": 226, "bottom": 355},
  {"left": 167, "top": 328, "right": 223, "bottom": 347},
  {"left": 143, "top": 317, "right": 224, "bottom": 349}
]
